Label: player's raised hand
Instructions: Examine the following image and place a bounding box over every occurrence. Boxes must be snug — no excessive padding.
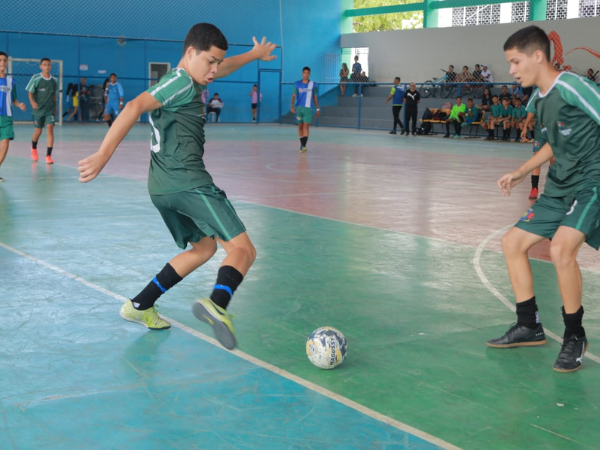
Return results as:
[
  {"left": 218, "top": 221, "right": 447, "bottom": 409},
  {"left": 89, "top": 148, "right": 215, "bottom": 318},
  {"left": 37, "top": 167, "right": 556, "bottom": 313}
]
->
[
  {"left": 497, "top": 171, "right": 525, "bottom": 196},
  {"left": 78, "top": 152, "right": 109, "bottom": 183},
  {"left": 252, "top": 37, "right": 278, "bottom": 62}
]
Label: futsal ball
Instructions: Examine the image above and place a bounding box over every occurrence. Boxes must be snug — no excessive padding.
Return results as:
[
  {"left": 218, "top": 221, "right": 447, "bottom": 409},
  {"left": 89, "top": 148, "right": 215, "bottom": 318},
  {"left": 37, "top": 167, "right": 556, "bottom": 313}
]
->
[{"left": 306, "top": 327, "right": 347, "bottom": 369}]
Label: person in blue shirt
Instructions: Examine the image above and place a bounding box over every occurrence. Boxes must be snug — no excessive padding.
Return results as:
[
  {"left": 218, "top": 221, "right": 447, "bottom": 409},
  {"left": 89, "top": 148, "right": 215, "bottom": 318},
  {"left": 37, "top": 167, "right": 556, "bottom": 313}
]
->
[
  {"left": 0, "top": 51, "right": 27, "bottom": 182},
  {"left": 103, "top": 73, "right": 124, "bottom": 128},
  {"left": 385, "top": 77, "right": 405, "bottom": 135},
  {"left": 290, "top": 67, "right": 319, "bottom": 153}
]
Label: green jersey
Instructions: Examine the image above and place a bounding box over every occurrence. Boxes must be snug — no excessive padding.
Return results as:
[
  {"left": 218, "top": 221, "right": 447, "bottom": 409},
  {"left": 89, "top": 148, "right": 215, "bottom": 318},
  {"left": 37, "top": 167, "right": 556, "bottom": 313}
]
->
[
  {"left": 490, "top": 103, "right": 502, "bottom": 117},
  {"left": 499, "top": 104, "right": 513, "bottom": 118},
  {"left": 25, "top": 74, "right": 58, "bottom": 112},
  {"left": 146, "top": 68, "right": 213, "bottom": 195},
  {"left": 448, "top": 103, "right": 466, "bottom": 120},
  {"left": 512, "top": 105, "right": 527, "bottom": 120},
  {"left": 534, "top": 73, "right": 600, "bottom": 197}
]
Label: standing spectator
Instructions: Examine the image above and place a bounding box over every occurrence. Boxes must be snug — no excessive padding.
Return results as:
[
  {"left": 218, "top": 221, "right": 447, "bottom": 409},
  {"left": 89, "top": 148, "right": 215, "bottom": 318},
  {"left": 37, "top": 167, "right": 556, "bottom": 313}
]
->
[
  {"left": 403, "top": 82, "right": 420, "bottom": 136},
  {"left": 26, "top": 57, "right": 58, "bottom": 164},
  {"left": 481, "top": 64, "right": 494, "bottom": 83},
  {"left": 207, "top": 93, "right": 224, "bottom": 122},
  {"left": 498, "top": 85, "right": 513, "bottom": 104},
  {"left": 472, "top": 64, "right": 483, "bottom": 82},
  {"left": 586, "top": 68, "right": 598, "bottom": 83},
  {"left": 351, "top": 55, "right": 362, "bottom": 97},
  {"left": 79, "top": 77, "right": 90, "bottom": 122},
  {"left": 65, "top": 83, "right": 79, "bottom": 122},
  {"left": 479, "top": 87, "right": 493, "bottom": 112},
  {"left": 0, "top": 51, "right": 27, "bottom": 182},
  {"left": 443, "top": 96, "right": 466, "bottom": 138},
  {"left": 249, "top": 85, "right": 261, "bottom": 122},
  {"left": 339, "top": 63, "right": 349, "bottom": 96},
  {"left": 385, "top": 77, "right": 405, "bottom": 135},
  {"left": 290, "top": 66, "right": 319, "bottom": 153},
  {"left": 446, "top": 65, "right": 457, "bottom": 83},
  {"left": 103, "top": 73, "right": 124, "bottom": 128}
]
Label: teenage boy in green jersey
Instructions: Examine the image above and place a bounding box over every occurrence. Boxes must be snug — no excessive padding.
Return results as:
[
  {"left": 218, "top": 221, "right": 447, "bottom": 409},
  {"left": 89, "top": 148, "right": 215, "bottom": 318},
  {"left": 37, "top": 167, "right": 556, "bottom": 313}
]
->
[
  {"left": 482, "top": 95, "right": 501, "bottom": 140},
  {"left": 488, "top": 26, "right": 600, "bottom": 373},
  {"left": 498, "top": 97, "right": 514, "bottom": 141},
  {"left": 26, "top": 58, "right": 58, "bottom": 164},
  {"left": 291, "top": 67, "right": 319, "bottom": 153},
  {"left": 510, "top": 96, "right": 527, "bottom": 142},
  {"left": 0, "top": 52, "right": 27, "bottom": 182},
  {"left": 78, "top": 23, "right": 277, "bottom": 350}
]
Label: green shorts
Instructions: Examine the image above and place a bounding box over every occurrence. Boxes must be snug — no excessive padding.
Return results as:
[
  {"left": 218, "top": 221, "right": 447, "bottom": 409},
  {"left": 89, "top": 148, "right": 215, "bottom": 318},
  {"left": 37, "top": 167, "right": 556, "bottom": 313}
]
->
[
  {"left": 33, "top": 111, "right": 55, "bottom": 128},
  {"left": 0, "top": 116, "right": 15, "bottom": 140},
  {"left": 295, "top": 106, "right": 313, "bottom": 124},
  {"left": 515, "top": 188, "right": 600, "bottom": 249},
  {"left": 151, "top": 184, "right": 246, "bottom": 249}
]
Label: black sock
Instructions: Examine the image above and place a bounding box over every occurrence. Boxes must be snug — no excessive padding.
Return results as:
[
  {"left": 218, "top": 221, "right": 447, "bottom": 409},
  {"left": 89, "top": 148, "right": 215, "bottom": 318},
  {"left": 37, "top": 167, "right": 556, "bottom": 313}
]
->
[
  {"left": 131, "top": 263, "right": 183, "bottom": 310},
  {"left": 531, "top": 175, "right": 539, "bottom": 189},
  {"left": 107, "top": 119, "right": 113, "bottom": 128},
  {"left": 562, "top": 306, "right": 585, "bottom": 338},
  {"left": 300, "top": 136, "right": 308, "bottom": 147},
  {"left": 210, "top": 266, "right": 244, "bottom": 310},
  {"left": 516, "top": 297, "right": 540, "bottom": 329},
  {"left": 32, "top": 141, "right": 38, "bottom": 149},
  {"left": 488, "top": 129, "right": 494, "bottom": 138},
  {"left": 47, "top": 147, "right": 53, "bottom": 156},
  {"left": 530, "top": 130, "right": 535, "bottom": 139}
]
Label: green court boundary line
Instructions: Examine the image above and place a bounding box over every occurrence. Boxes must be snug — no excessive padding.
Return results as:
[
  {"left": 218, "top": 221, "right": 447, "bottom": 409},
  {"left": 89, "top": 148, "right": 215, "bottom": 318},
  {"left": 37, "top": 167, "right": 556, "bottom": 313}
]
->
[
  {"left": 473, "top": 225, "right": 600, "bottom": 365},
  {"left": 0, "top": 240, "right": 461, "bottom": 450}
]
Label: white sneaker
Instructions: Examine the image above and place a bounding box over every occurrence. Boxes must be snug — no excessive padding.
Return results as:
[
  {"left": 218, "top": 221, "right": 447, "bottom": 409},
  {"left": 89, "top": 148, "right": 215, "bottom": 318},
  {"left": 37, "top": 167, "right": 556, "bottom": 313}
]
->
[{"left": 352, "top": 94, "right": 357, "bottom": 97}]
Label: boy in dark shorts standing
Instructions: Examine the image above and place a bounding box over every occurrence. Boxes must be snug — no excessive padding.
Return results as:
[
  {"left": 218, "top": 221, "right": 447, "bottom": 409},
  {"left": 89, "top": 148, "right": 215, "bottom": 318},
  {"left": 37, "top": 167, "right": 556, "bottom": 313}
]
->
[
  {"left": 488, "top": 26, "right": 600, "bottom": 372},
  {"left": 78, "top": 23, "right": 277, "bottom": 350},
  {"left": 26, "top": 58, "right": 58, "bottom": 164}
]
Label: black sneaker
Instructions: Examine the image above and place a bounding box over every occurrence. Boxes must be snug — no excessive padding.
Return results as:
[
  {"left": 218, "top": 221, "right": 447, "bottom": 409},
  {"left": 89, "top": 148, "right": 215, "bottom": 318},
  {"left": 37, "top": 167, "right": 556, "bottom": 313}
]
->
[
  {"left": 389, "top": 130, "right": 397, "bottom": 135},
  {"left": 0, "top": 177, "right": 4, "bottom": 182},
  {"left": 486, "top": 323, "right": 547, "bottom": 348},
  {"left": 553, "top": 334, "right": 588, "bottom": 373},
  {"left": 412, "top": 132, "right": 417, "bottom": 136},
  {"left": 443, "top": 134, "right": 450, "bottom": 138}
]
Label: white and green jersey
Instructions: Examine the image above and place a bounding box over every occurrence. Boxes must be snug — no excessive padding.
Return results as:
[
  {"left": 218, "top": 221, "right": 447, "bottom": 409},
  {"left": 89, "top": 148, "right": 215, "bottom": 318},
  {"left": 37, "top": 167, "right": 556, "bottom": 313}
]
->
[
  {"left": 147, "top": 68, "right": 213, "bottom": 195},
  {"left": 25, "top": 73, "right": 58, "bottom": 113},
  {"left": 534, "top": 72, "right": 600, "bottom": 197}
]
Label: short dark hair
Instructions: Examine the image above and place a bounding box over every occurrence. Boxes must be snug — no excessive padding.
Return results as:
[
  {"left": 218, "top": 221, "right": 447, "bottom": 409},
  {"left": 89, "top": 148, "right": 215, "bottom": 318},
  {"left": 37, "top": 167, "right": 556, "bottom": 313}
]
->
[
  {"left": 40, "top": 57, "right": 51, "bottom": 63},
  {"left": 110, "top": 73, "right": 117, "bottom": 78},
  {"left": 467, "top": 98, "right": 474, "bottom": 102},
  {"left": 463, "top": 66, "right": 468, "bottom": 70},
  {"left": 456, "top": 96, "right": 462, "bottom": 99},
  {"left": 394, "top": 77, "right": 400, "bottom": 82},
  {"left": 502, "top": 85, "right": 508, "bottom": 88},
  {"left": 214, "top": 93, "right": 219, "bottom": 96},
  {"left": 0, "top": 51, "right": 7, "bottom": 58},
  {"left": 449, "top": 65, "right": 454, "bottom": 69},
  {"left": 514, "top": 97, "right": 521, "bottom": 101},
  {"left": 492, "top": 94, "right": 499, "bottom": 98},
  {"left": 183, "top": 23, "right": 228, "bottom": 56},
  {"left": 302, "top": 66, "right": 311, "bottom": 72},
  {"left": 504, "top": 25, "right": 551, "bottom": 62},
  {"left": 502, "top": 97, "right": 509, "bottom": 101}
]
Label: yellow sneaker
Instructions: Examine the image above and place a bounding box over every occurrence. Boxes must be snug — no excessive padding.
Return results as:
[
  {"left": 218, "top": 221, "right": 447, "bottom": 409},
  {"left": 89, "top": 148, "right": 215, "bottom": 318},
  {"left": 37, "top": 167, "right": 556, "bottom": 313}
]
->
[
  {"left": 119, "top": 300, "right": 171, "bottom": 330},
  {"left": 192, "top": 298, "right": 236, "bottom": 349}
]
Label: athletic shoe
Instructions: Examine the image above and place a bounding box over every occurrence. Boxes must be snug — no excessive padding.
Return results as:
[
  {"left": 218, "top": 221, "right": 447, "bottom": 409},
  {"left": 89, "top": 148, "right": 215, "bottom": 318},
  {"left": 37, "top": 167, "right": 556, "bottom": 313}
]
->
[
  {"left": 528, "top": 187, "right": 539, "bottom": 200},
  {"left": 0, "top": 177, "right": 4, "bottom": 182},
  {"left": 443, "top": 134, "right": 450, "bottom": 138},
  {"left": 45, "top": 155, "right": 54, "bottom": 164},
  {"left": 412, "top": 132, "right": 416, "bottom": 136},
  {"left": 119, "top": 300, "right": 171, "bottom": 330},
  {"left": 453, "top": 134, "right": 460, "bottom": 139},
  {"left": 192, "top": 298, "right": 237, "bottom": 349},
  {"left": 486, "top": 323, "right": 547, "bottom": 348},
  {"left": 389, "top": 130, "right": 397, "bottom": 135},
  {"left": 400, "top": 128, "right": 406, "bottom": 135},
  {"left": 299, "top": 146, "right": 307, "bottom": 153},
  {"left": 31, "top": 148, "right": 38, "bottom": 162},
  {"left": 352, "top": 94, "right": 357, "bottom": 97},
  {"left": 553, "top": 334, "right": 588, "bottom": 373}
]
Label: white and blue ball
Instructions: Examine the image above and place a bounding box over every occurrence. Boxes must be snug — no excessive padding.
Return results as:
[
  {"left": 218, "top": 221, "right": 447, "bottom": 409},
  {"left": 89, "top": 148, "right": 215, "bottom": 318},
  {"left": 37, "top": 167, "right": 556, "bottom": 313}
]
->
[{"left": 306, "top": 327, "right": 347, "bottom": 369}]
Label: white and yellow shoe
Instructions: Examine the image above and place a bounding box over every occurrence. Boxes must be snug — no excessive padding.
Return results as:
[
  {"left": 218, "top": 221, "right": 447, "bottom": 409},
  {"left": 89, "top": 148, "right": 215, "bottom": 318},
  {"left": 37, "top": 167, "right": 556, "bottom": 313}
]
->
[{"left": 120, "top": 300, "right": 171, "bottom": 330}]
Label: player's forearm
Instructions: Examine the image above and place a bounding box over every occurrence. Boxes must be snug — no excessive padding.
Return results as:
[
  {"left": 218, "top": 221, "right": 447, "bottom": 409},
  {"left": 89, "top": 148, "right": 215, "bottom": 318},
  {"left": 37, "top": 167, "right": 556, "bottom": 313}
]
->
[
  {"left": 518, "top": 144, "right": 554, "bottom": 174},
  {"left": 217, "top": 51, "right": 259, "bottom": 78},
  {"left": 97, "top": 103, "right": 142, "bottom": 158},
  {"left": 28, "top": 92, "right": 35, "bottom": 104}
]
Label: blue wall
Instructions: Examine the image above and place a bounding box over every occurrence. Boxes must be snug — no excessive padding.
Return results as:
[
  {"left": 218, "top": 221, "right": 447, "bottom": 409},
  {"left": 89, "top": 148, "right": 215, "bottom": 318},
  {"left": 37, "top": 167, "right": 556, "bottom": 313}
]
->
[{"left": 2, "top": 0, "right": 342, "bottom": 123}]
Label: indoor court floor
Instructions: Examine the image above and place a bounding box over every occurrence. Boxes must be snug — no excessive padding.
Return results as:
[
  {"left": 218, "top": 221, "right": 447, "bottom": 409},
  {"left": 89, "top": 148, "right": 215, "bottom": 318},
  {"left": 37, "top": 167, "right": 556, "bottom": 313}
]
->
[{"left": 1, "top": 123, "right": 599, "bottom": 449}]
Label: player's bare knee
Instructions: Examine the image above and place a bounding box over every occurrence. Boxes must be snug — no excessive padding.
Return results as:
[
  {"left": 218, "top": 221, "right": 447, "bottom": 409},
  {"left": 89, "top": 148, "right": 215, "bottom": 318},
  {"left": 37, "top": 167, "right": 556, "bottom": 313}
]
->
[{"left": 549, "top": 241, "right": 576, "bottom": 268}]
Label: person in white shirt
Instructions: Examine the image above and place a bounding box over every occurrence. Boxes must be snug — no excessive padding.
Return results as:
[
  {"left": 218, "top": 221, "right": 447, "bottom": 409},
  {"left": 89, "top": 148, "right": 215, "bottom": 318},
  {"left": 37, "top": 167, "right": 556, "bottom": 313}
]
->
[
  {"left": 481, "top": 64, "right": 494, "bottom": 83},
  {"left": 207, "top": 93, "right": 224, "bottom": 122}
]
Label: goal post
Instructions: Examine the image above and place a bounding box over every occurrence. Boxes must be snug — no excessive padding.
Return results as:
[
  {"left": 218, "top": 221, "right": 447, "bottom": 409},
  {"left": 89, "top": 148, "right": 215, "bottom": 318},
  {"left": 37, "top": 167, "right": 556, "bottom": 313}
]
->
[{"left": 8, "top": 58, "right": 63, "bottom": 125}]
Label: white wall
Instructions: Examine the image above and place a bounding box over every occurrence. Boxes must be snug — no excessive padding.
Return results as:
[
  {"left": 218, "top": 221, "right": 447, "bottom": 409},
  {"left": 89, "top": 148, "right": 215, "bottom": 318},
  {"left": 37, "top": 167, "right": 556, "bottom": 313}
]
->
[{"left": 341, "top": 17, "right": 600, "bottom": 84}]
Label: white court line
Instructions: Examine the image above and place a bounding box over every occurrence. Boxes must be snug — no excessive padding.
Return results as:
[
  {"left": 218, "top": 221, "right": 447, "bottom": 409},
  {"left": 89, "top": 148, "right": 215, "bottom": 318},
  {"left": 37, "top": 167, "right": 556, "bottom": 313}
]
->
[
  {"left": 473, "top": 226, "right": 600, "bottom": 365},
  {"left": 0, "top": 240, "right": 461, "bottom": 450}
]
